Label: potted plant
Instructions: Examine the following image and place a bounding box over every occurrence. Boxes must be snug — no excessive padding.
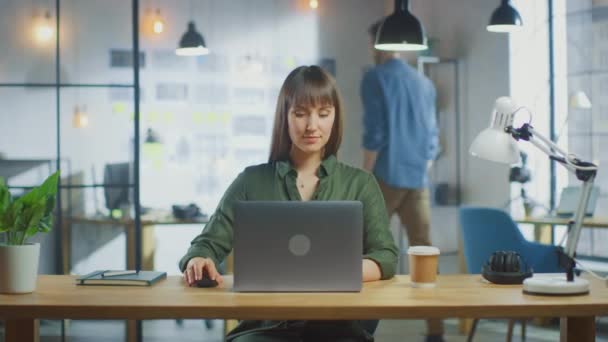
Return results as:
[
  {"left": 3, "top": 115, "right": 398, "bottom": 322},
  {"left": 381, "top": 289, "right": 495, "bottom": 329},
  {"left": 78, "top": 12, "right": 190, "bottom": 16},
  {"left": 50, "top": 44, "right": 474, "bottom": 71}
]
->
[{"left": 0, "top": 171, "right": 59, "bottom": 293}]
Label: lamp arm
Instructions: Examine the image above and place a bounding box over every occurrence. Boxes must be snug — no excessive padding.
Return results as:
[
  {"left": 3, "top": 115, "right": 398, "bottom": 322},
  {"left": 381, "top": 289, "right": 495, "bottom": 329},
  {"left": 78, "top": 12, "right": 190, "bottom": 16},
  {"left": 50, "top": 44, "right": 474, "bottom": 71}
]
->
[
  {"left": 525, "top": 129, "right": 577, "bottom": 174},
  {"left": 527, "top": 126, "right": 569, "bottom": 159},
  {"left": 512, "top": 124, "right": 598, "bottom": 281},
  {"left": 525, "top": 126, "right": 597, "bottom": 172},
  {"left": 565, "top": 178, "right": 596, "bottom": 257}
]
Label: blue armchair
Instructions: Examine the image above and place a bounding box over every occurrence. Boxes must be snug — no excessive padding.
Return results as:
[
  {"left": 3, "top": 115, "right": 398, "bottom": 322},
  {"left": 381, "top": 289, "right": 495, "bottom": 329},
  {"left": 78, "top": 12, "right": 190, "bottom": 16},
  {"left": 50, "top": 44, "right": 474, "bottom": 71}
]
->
[
  {"left": 459, "top": 206, "right": 561, "bottom": 342},
  {"left": 460, "top": 206, "right": 561, "bottom": 275}
]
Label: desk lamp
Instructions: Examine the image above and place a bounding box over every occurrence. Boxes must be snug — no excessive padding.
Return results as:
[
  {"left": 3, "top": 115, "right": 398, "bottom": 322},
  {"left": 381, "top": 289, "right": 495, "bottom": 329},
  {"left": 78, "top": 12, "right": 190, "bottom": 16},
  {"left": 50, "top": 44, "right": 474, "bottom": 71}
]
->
[{"left": 470, "top": 97, "right": 598, "bottom": 295}]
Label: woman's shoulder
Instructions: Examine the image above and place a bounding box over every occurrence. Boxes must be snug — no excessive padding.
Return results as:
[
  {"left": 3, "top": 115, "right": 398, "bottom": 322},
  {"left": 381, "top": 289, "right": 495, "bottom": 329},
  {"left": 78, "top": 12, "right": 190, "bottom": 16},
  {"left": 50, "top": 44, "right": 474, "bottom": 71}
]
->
[
  {"left": 333, "top": 160, "right": 374, "bottom": 182},
  {"left": 240, "top": 162, "right": 275, "bottom": 177},
  {"left": 332, "top": 161, "right": 380, "bottom": 200},
  {"left": 228, "top": 162, "right": 276, "bottom": 192}
]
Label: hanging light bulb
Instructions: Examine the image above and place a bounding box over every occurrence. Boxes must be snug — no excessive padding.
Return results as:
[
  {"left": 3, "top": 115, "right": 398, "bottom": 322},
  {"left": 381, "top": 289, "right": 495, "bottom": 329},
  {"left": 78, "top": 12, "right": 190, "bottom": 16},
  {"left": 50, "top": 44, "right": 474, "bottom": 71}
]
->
[
  {"left": 34, "top": 10, "right": 54, "bottom": 44},
  {"left": 152, "top": 8, "right": 165, "bottom": 34},
  {"left": 72, "top": 105, "right": 89, "bottom": 128},
  {"left": 309, "top": 0, "right": 319, "bottom": 9}
]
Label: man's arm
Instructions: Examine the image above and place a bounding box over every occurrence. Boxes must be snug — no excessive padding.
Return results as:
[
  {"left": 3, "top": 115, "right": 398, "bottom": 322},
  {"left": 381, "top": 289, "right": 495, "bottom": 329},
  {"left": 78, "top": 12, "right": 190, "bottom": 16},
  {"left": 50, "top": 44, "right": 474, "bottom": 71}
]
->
[
  {"left": 363, "top": 149, "right": 378, "bottom": 173},
  {"left": 360, "top": 70, "right": 386, "bottom": 171},
  {"left": 426, "top": 82, "right": 440, "bottom": 161}
]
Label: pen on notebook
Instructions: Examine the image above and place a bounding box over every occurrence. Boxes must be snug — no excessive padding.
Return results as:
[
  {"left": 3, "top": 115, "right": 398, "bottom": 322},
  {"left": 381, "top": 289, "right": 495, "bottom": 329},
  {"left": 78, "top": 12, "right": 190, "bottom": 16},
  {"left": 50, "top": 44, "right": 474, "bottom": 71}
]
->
[{"left": 101, "top": 270, "right": 139, "bottom": 277}]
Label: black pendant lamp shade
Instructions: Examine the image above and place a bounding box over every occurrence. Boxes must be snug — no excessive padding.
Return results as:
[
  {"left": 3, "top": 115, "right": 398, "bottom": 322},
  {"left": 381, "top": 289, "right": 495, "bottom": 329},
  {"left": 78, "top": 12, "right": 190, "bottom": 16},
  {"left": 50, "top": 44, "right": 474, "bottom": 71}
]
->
[
  {"left": 374, "top": 0, "right": 427, "bottom": 51},
  {"left": 175, "top": 21, "right": 209, "bottom": 56},
  {"left": 487, "top": 0, "right": 523, "bottom": 33}
]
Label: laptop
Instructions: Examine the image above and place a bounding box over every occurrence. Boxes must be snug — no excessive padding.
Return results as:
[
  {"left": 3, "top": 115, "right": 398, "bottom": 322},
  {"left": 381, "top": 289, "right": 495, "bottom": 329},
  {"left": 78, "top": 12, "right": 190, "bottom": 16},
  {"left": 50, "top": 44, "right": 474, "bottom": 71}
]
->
[
  {"left": 555, "top": 186, "right": 600, "bottom": 218},
  {"left": 233, "top": 201, "right": 363, "bottom": 292}
]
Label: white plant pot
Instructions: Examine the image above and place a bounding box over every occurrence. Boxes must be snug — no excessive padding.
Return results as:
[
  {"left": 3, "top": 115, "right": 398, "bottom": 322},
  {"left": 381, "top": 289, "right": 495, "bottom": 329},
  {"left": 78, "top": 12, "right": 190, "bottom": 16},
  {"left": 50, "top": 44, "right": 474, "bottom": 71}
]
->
[{"left": 0, "top": 243, "right": 40, "bottom": 294}]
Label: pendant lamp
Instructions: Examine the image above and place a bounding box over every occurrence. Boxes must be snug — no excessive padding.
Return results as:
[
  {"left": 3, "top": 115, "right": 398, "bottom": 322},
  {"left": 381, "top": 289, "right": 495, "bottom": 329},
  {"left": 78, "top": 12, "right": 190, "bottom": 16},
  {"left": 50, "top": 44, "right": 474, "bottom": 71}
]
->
[
  {"left": 374, "top": 0, "right": 427, "bottom": 51},
  {"left": 176, "top": 21, "right": 209, "bottom": 56},
  {"left": 487, "top": 0, "right": 523, "bottom": 33}
]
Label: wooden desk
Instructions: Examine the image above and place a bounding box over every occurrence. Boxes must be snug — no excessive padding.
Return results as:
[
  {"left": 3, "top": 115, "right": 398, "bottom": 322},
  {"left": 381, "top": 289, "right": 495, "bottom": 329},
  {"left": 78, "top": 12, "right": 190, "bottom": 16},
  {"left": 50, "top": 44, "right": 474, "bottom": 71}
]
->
[
  {"left": 61, "top": 214, "right": 208, "bottom": 273},
  {"left": 0, "top": 159, "right": 53, "bottom": 180},
  {"left": 456, "top": 216, "right": 608, "bottom": 333},
  {"left": 2, "top": 275, "right": 606, "bottom": 342},
  {"left": 516, "top": 216, "right": 608, "bottom": 228},
  {"left": 515, "top": 216, "right": 608, "bottom": 244}
]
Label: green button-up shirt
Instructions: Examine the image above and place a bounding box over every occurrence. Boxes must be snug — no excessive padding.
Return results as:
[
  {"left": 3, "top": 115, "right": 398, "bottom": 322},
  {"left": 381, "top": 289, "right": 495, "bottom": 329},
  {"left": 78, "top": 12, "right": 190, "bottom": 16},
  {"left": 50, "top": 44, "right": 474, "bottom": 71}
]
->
[{"left": 179, "top": 155, "right": 398, "bottom": 279}]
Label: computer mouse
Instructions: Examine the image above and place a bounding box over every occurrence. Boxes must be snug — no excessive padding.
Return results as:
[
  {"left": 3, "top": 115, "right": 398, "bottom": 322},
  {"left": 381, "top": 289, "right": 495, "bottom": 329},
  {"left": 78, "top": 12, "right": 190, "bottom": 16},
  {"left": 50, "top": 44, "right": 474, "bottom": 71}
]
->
[{"left": 194, "top": 270, "right": 219, "bottom": 288}]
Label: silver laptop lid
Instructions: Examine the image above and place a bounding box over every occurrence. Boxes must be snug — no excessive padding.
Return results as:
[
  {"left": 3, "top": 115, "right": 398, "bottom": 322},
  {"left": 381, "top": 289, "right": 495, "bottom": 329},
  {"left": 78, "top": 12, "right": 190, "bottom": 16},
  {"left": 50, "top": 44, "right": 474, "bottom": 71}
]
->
[{"left": 233, "top": 201, "right": 363, "bottom": 292}]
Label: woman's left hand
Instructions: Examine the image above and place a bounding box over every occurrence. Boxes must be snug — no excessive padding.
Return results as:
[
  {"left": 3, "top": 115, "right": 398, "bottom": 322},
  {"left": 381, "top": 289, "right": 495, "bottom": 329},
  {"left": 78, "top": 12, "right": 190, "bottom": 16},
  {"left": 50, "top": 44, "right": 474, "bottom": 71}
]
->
[{"left": 362, "top": 259, "right": 382, "bottom": 282}]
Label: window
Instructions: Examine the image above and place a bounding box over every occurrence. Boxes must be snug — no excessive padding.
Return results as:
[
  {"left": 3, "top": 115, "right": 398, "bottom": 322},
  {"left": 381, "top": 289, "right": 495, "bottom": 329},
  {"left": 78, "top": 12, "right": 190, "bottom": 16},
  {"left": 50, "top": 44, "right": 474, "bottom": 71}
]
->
[{"left": 554, "top": 1, "right": 607, "bottom": 258}]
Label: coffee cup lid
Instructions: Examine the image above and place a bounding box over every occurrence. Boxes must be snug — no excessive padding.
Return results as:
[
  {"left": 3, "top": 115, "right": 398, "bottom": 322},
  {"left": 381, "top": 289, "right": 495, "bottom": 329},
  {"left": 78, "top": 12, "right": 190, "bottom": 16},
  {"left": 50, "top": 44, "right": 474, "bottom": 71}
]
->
[{"left": 407, "top": 246, "right": 440, "bottom": 255}]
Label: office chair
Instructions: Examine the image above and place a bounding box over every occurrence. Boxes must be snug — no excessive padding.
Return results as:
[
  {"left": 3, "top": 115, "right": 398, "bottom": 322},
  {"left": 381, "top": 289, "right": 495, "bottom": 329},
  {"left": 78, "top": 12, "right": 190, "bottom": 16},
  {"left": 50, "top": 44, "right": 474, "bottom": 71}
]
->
[{"left": 459, "top": 206, "right": 561, "bottom": 342}]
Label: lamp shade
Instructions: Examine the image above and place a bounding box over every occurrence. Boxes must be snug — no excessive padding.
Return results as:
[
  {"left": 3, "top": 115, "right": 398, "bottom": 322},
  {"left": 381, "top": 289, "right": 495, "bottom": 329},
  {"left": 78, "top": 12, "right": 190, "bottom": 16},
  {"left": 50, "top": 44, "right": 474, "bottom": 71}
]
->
[
  {"left": 374, "top": 0, "right": 427, "bottom": 51},
  {"left": 487, "top": 0, "right": 523, "bottom": 33},
  {"left": 469, "top": 97, "right": 521, "bottom": 164},
  {"left": 175, "top": 21, "right": 209, "bottom": 56},
  {"left": 144, "top": 128, "right": 162, "bottom": 144},
  {"left": 569, "top": 91, "right": 592, "bottom": 109},
  {"left": 470, "top": 128, "right": 520, "bottom": 164}
]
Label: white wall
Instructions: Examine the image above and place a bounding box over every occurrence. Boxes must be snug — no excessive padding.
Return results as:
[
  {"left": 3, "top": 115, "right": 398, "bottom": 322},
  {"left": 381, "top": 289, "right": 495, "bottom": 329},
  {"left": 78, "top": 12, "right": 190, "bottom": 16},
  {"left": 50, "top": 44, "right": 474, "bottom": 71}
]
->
[
  {"left": 509, "top": 0, "right": 551, "bottom": 219},
  {"left": 414, "top": 0, "right": 512, "bottom": 208}
]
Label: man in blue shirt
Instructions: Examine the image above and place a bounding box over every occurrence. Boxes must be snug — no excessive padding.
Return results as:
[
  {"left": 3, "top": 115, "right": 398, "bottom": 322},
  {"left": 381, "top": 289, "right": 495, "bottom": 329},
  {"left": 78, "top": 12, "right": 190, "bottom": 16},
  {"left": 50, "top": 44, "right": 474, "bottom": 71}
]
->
[{"left": 361, "top": 20, "right": 443, "bottom": 342}]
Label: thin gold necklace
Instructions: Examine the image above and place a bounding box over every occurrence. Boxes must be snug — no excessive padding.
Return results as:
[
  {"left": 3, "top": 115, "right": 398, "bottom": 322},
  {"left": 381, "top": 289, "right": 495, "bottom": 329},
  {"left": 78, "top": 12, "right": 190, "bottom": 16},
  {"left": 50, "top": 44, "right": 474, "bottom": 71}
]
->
[{"left": 297, "top": 177, "right": 317, "bottom": 189}]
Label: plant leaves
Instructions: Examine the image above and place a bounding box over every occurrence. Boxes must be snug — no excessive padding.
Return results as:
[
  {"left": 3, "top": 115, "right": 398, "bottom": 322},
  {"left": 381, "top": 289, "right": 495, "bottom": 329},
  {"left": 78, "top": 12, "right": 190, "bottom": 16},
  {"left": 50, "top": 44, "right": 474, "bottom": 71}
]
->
[
  {"left": 44, "top": 194, "right": 56, "bottom": 217},
  {"left": 24, "top": 225, "right": 39, "bottom": 241},
  {"left": 1, "top": 171, "right": 60, "bottom": 244},
  {"left": 0, "top": 177, "right": 11, "bottom": 233},
  {"left": 38, "top": 171, "right": 60, "bottom": 197},
  {"left": 19, "top": 171, "right": 59, "bottom": 206},
  {"left": 0, "top": 177, "right": 10, "bottom": 213},
  {"left": 38, "top": 216, "right": 52, "bottom": 233},
  {"left": 24, "top": 200, "right": 46, "bottom": 238},
  {"left": 10, "top": 201, "right": 25, "bottom": 232}
]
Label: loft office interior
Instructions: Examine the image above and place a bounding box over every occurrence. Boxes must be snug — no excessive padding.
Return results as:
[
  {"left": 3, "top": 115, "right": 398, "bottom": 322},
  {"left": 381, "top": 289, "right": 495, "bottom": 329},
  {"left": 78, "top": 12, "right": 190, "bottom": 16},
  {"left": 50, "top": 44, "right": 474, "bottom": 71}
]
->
[{"left": 0, "top": 0, "right": 607, "bottom": 341}]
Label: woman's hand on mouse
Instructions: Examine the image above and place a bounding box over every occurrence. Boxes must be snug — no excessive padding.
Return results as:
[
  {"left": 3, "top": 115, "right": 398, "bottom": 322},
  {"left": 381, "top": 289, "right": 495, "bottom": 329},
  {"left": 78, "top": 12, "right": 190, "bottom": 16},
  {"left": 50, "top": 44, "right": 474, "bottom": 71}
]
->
[{"left": 183, "top": 257, "right": 224, "bottom": 286}]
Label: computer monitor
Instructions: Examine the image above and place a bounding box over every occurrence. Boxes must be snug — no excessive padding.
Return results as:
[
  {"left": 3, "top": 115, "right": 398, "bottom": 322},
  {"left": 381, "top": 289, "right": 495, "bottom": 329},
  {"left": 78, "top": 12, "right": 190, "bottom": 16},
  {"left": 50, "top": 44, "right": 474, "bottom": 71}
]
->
[{"left": 103, "top": 162, "right": 132, "bottom": 212}]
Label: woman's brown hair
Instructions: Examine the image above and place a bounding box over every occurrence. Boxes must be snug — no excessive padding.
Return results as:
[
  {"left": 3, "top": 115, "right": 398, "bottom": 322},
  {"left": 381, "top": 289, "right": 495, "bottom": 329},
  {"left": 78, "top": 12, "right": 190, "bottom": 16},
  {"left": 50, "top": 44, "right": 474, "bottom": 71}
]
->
[{"left": 268, "top": 65, "right": 344, "bottom": 162}]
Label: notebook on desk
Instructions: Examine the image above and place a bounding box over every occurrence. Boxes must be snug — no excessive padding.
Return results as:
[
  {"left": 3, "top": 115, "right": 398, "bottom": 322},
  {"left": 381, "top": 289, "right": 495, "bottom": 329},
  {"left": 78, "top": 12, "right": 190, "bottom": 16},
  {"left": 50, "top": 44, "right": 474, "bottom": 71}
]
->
[
  {"left": 76, "top": 270, "right": 166, "bottom": 286},
  {"left": 555, "top": 186, "right": 600, "bottom": 218}
]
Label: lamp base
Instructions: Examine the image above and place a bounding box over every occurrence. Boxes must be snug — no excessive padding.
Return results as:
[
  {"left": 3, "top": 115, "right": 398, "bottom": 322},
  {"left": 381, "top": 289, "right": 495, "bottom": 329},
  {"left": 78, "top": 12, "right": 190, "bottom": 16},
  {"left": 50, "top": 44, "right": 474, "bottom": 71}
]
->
[{"left": 523, "top": 274, "right": 589, "bottom": 295}]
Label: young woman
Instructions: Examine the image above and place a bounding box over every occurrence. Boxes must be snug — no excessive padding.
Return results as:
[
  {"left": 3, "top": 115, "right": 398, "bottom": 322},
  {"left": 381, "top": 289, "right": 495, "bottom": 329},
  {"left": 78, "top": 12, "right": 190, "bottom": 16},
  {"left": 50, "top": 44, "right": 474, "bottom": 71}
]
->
[{"left": 180, "top": 65, "right": 398, "bottom": 342}]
